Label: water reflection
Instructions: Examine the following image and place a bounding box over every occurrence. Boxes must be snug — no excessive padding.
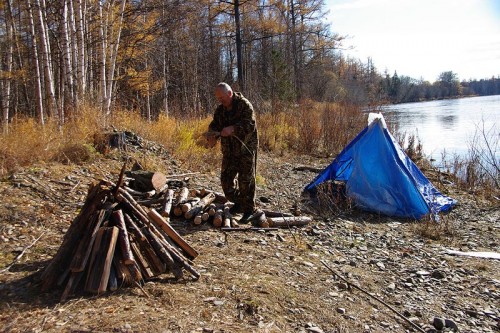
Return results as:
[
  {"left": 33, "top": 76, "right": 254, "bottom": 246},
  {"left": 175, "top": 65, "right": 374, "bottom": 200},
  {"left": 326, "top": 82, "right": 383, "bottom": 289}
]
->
[
  {"left": 381, "top": 95, "right": 500, "bottom": 164},
  {"left": 437, "top": 114, "right": 457, "bottom": 129}
]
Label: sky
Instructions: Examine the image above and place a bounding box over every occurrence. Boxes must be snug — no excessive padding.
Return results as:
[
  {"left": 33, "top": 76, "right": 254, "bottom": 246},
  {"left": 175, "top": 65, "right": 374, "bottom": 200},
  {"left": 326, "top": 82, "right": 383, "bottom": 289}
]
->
[{"left": 324, "top": 0, "right": 500, "bottom": 82}]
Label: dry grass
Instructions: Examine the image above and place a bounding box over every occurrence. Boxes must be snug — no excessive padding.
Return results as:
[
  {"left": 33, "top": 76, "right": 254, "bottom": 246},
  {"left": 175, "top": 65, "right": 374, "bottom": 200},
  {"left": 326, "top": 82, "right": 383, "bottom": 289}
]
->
[
  {"left": 411, "top": 215, "right": 457, "bottom": 242},
  {"left": 0, "top": 101, "right": 367, "bottom": 178}
]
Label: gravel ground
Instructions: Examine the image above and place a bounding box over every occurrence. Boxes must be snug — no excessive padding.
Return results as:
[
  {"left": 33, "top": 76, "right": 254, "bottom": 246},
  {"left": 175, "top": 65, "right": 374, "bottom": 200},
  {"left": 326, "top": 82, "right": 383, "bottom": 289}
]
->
[{"left": 0, "top": 147, "right": 498, "bottom": 333}]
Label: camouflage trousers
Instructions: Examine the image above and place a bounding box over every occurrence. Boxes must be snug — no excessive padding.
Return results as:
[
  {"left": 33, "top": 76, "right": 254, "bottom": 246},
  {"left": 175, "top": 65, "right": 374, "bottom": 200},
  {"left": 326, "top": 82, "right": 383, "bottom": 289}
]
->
[{"left": 221, "top": 150, "right": 257, "bottom": 213}]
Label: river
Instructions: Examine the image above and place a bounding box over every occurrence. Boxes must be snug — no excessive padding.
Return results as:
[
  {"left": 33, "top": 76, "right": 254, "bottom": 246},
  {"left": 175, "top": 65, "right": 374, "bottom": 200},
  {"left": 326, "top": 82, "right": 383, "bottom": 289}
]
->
[{"left": 379, "top": 95, "right": 500, "bottom": 168}]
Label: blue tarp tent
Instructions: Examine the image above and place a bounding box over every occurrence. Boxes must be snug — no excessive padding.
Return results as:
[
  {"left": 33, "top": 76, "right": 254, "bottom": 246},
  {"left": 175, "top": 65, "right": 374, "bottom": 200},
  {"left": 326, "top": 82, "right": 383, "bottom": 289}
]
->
[{"left": 304, "top": 113, "right": 456, "bottom": 219}]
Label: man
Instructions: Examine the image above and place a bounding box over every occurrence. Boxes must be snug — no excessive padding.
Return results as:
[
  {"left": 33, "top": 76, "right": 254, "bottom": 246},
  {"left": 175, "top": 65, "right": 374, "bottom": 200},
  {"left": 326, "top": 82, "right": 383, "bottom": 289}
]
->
[{"left": 206, "top": 82, "right": 258, "bottom": 223}]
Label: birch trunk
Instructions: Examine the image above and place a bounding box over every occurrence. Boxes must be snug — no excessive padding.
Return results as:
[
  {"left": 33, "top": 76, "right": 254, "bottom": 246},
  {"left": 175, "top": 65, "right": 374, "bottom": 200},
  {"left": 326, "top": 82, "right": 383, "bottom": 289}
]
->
[
  {"left": 26, "top": 0, "right": 45, "bottom": 125},
  {"left": 98, "top": 3, "right": 107, "bottom": 113},
  {"left": 1, "top": 0, "right": 14, "bottom": 132},
  {"left": 75, "top": 0, "right": 86, "bottom": 98},
  {"left": 34, "top": 0, "right": 57, "bottom": 119},
  {"left": 61, "top": 0, "right": 75, "bottom": 107},
  {"left": 104, "top": 0, "right": 127, "bottom": 115}
]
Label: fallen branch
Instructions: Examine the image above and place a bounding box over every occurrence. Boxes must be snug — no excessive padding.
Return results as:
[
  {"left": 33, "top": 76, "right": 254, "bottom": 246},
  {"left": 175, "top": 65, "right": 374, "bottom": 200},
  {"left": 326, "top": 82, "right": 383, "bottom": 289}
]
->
[
  {"left": 320, "top": 260, "right": 425, "bottom": 333},
  {"left": 1, "top": 232, "right": 45, "bottom": 273}
]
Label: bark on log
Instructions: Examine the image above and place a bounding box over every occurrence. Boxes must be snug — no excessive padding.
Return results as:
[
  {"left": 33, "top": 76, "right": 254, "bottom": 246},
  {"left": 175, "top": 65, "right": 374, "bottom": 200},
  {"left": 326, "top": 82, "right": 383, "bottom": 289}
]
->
[
  {"left": 176, "top": 187, "right": 189, "bottom": 204},
  {"left": 69, "top": 209, "right": 104, "bottom": 272},
  {"left": 117, "top": 188, "right": 149, "bottom": 218},
  {"left": 213, "top": 209, "right": 223, "bottom": 227},
  {"left": 189, "top": 188, "right": 201, "bottom": 197},
  {"left": 161, "top": 189, "right": 174, "bottom": 217},
  {"left": 147, "top": 209, "right": 199, "bottom": 259},
  {"left": 181, "top": 197, "right": 200, "bottom": 213},
  {"left": 123, "top": 213, "right": 145, "bottom": 241},
  {"left": 148, "top": 223, "right": 200, "bottom": 280},
  {"left": 201, "top": 212, "right": 210, "bottom": 222},
  {"left": 125, "top": 170, "right": 167, "bottom": 192},
  {"left": 112, "top": 210, "right": 135, "bottom": 265},
  {"left": 262, "top": 210, "right": 294, "bottom": 218},
  {"left": 142, "top": 227, "right": 181, "bottom": 279},
  {"left": 184, "top": 192, "right": 216, "bottom": 219},
  {"left": 130, "top": 240, "right": 154, "bottom": 279},
  {"left": 193, "top": 213, "right": 203, "bottom": 225},
  {"left": 116, "top": 192, "right": 150, "bottom": 226},
  {"left": 41, "top": 182, "right": 110, "bottom": 291},
  {"left": 85, "top": 226, "right": 119, "bottom": 294},
  {"left": 267, "top": 216, "right": 312, "bottom": 227},
  {"left": 223, "top": 206, "right": 232, "bottom": 228}
]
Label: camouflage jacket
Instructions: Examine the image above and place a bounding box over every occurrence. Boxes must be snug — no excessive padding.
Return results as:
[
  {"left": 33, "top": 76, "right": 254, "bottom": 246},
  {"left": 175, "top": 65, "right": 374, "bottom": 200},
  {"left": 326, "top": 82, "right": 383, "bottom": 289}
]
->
[{"left": 209, "top": 92, "right": 258, "bottom": 157}]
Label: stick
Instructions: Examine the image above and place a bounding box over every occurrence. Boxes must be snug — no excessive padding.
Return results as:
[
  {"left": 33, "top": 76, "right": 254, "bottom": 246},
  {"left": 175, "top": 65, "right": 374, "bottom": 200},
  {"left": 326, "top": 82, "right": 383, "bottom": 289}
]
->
[
  {"left": 220, "top": 227, "right": 279, "bottom": 232},
  {"left": 320, "top": 260, "right": 425, "bottom": 333},
  {"left": 0, "top": 232, "right": 45, "bottom": 273},
  {"left": 114, "top": 159, "right": 129, "bottom": 197},
  {"left": 112, "top": 210, "right": 136, "bottom": 265},
  {"left": 147, "top": 209, "right": 199, "bottom": 259}
]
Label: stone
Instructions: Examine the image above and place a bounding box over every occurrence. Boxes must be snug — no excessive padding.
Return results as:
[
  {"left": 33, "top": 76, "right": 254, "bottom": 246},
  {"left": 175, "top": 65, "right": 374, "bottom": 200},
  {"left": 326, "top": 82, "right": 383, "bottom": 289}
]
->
[
  {"left": 445, "top": 318, "right": 459, "bottom": 331},
  {"left": 431, "top": 270, "right": 446, "bottom": 279},
  {"left": 432, "top": 317, "right": 445, "bottom": 330},
  {"left": 336, "top": 308, "right": 346, "bottom": 314}
]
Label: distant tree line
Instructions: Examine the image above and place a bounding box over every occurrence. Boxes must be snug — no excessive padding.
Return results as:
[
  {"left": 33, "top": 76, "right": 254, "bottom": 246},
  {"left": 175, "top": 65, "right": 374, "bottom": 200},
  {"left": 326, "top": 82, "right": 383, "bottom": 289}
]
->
[{"left": 376, "top": 70, "right": 500, "bottom": 104}]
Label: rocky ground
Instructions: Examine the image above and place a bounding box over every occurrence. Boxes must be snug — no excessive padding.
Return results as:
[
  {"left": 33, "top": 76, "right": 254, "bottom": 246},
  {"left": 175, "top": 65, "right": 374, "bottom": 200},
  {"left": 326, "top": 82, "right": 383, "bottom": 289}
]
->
[{"left": 0, "top": 138, "right": 499, "bottom": 333}]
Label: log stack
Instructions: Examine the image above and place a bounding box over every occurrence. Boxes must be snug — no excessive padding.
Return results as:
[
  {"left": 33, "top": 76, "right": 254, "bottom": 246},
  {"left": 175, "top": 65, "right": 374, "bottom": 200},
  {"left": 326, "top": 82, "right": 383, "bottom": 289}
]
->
[{"left": 41, "top": 179, "right": 200, "bottom": 301}]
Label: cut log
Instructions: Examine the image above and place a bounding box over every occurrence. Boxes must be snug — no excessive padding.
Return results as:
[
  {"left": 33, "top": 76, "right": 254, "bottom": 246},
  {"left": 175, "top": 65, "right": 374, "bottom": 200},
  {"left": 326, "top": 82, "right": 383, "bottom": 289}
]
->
[
  {"left": 193, "top": 213, "right": 203, "bottom": 225},
  {"left": 223, "top": 206, "right": 232, "bottom": 228},
  {"left": 116, "top": 192, "right": 150, "bottom": 226},
  {"left": 142, "top": 227, "right": 182, "bottom": 279},
  {"left": 85, "top": 226, "right": 119, "bottom": 294},
  {"left": 124, "top": 186, "right": 155, "bottom": 198},
  {"left": 148, "top": 223, "right": 200, "bottom": 280},
  {"left": 207, "top": 203, "right": 216, "bottom": 216},
  {"left": 176, "top": 187, "right": 189, "bottom": 204},
  {"left": 130, "top": 240, "right": 155, "bottom": 279},
  {"left": 213, "top": 209, "right": 223, "bottom": 227},
  {"left": 189, "top": 188, "right": 201, "bottom": 197},
  {"left": 123, "top": 213, "right": 146, "bottom": 241},
  {"left": 201, "top": 212, "right": 210, "bottom": 222},
  {"left": 69, "top": 209, "right": 105, "bottom": 272},
  {"left": 267, "top": 216, "right": 312, "bottom": 227},
  {"left": 112, "top": 210, "right": 135, "bottom": 265},
  {"left": 161, "top": 189, "right": 174, "bottom": 217},
  {"left": 147, "top": 209, "right": 199, "bottom": 259},
  {"left": 181, "top": 197, "right": 200, "bottom": 213},
  {"left": 125, "top": 170, "right": 167, "bottom": 192},
  {"left": 262, "top": 210, "right": 294, "bottom": 218},
  {"left": 184, "top": 192, "right": 216, "bottom": 219}
]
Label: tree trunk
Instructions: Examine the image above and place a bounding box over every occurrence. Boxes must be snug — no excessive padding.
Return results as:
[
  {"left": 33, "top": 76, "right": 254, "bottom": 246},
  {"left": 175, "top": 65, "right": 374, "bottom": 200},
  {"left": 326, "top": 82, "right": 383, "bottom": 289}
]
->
[
  {"left": 26, "top": 0, "right": 45, "bottom": 125},
  {"left": 234, "top": 0, "right": 244, "bottom": 90},
  {"left": 35, "top": 0, "right": 58, "bottom": 119},
  {"left": 1, "top": 0, "right": 14, "bottom": 132}
]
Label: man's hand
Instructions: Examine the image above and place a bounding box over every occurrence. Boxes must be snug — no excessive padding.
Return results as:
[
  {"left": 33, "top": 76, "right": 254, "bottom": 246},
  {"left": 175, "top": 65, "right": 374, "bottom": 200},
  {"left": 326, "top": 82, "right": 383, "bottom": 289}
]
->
[
  {"left": 221, "top": 125, "right": 235, "bottom": 137},
  {"left": 206, "top": 135, "right": 217, "bottom": 148}
]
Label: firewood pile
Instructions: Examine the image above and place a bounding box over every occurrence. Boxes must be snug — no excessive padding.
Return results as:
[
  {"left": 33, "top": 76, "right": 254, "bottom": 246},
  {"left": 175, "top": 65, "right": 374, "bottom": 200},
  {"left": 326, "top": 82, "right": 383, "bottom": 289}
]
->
[
  {"left": 40, "top": 173, "right": 200, "bottom": 301},
  {"left": 120, "top": 170, "right": 313, "bottom": 230},
  {"left": 41, "top": 165, "right": 313, "bottom": 301}
]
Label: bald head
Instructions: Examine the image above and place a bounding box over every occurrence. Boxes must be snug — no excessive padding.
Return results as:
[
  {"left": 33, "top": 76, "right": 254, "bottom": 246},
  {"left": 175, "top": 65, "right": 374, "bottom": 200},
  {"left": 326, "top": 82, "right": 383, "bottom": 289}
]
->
[{"left": 215, "top": 82, "right": 233, "bottom": 108}]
